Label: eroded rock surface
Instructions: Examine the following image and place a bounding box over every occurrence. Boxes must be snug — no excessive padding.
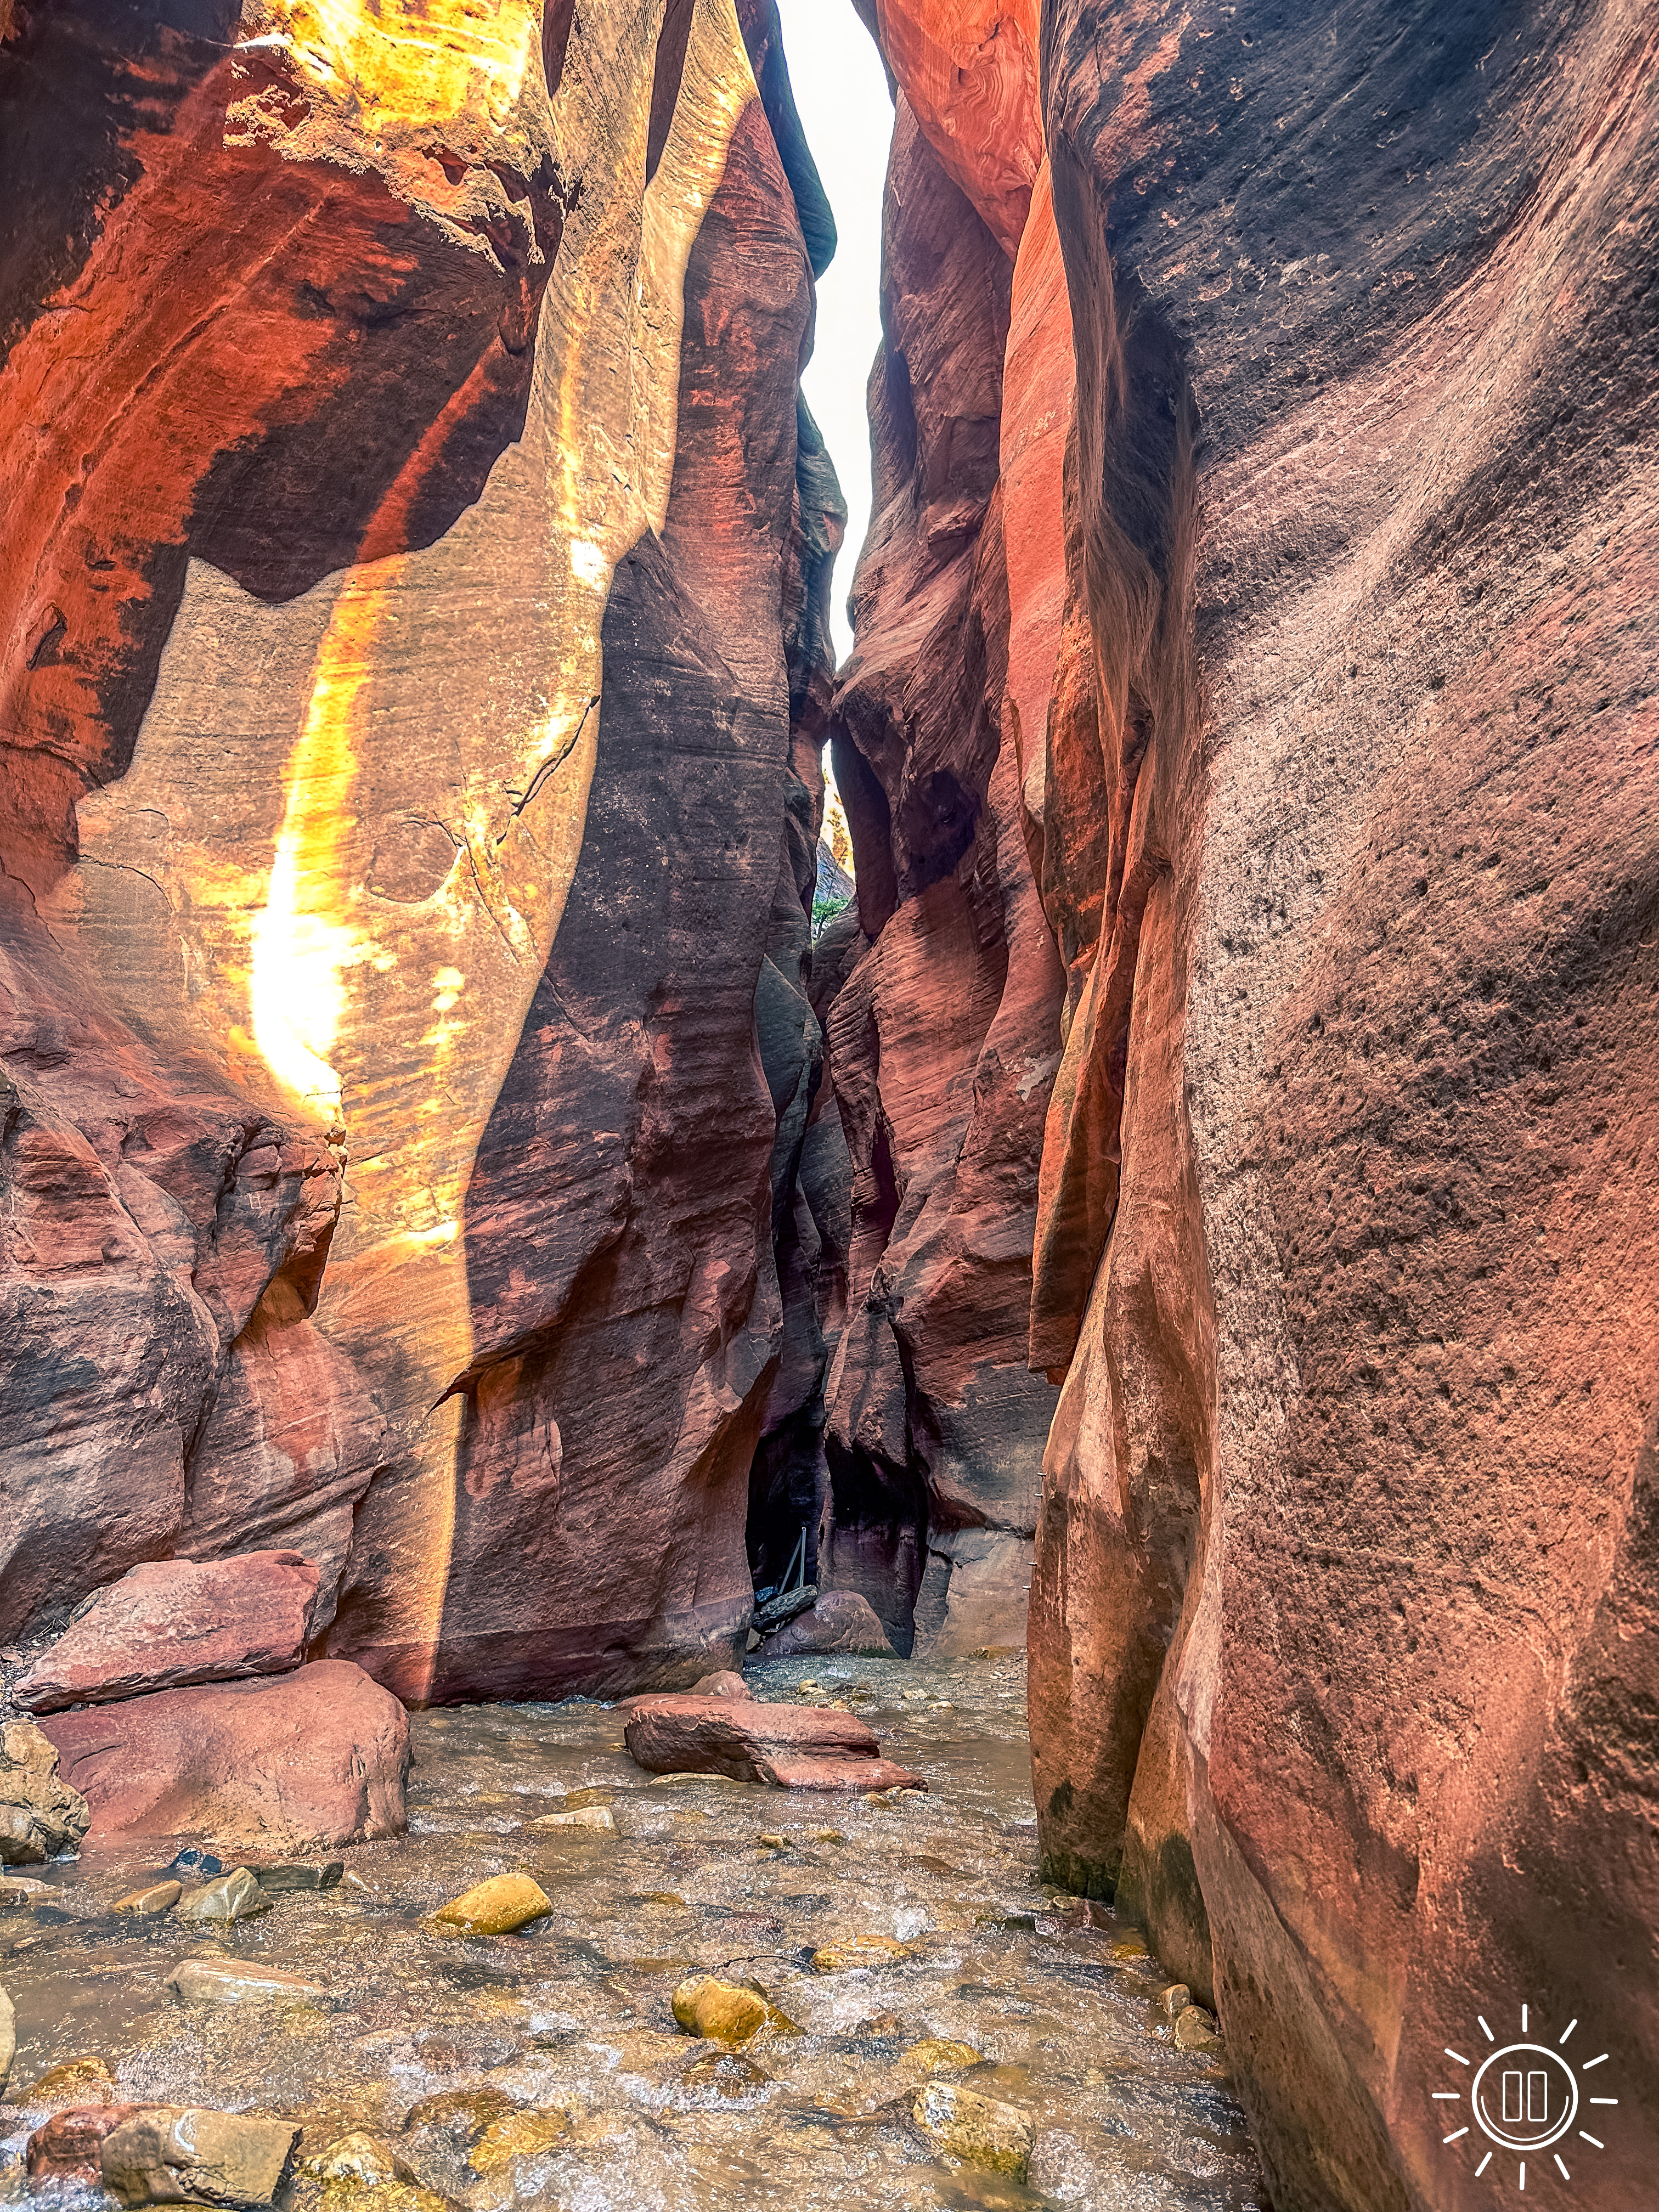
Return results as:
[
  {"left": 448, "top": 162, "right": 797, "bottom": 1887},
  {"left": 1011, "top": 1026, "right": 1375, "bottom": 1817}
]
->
[
  {"left": 14, "top": 1551, "right": 321, "bottom": 1712},
  {"left": 842, "top": 2, "right": 1658, "bottom": 2207},
  {"left": 1, "top": 0, "right": 844, "bottom": 1708},
  {"left": 40, "top": 1660, "right": 410, "bottom": 1850}
]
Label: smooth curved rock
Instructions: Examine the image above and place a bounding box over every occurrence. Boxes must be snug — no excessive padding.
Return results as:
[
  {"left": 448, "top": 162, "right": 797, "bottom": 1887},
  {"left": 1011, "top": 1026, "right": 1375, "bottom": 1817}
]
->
[
  {"left": 38, "top": 1661, "right": 408, "bottom": 1850},
  {"left": 14, "top": 1551, "right": 321, "bottom": 1713},
  {"left": 757, "top": 1590, "right": 895, "bottom": 1657}
]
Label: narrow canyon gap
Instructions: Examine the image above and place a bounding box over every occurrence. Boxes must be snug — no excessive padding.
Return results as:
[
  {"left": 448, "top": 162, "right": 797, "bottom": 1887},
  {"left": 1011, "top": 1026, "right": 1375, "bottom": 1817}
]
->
[{"left": 1, "top": 4, "right": 1654, "bottom": 2211}]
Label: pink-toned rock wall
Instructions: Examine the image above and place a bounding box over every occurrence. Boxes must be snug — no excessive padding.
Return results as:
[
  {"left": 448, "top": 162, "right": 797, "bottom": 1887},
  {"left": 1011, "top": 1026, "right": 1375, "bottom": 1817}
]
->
[
  {"left": 1, "top": 1, "right": 843, "bottom": 1703},
  {"left": 844, "top": 0, "right": 1658, "bottom": 2205}
]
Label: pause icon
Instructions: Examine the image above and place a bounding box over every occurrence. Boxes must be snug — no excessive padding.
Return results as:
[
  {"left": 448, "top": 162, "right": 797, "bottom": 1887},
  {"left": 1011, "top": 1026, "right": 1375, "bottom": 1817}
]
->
[{"left": 1502, "top": 2072, "right": 1550, "bottom": 2124}]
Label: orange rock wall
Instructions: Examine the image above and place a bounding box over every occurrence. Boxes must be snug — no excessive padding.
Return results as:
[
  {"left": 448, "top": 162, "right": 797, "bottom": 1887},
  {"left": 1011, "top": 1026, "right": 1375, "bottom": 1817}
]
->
[
  {"left": 1, "top": 0, "right": 842, "bottom": 1699},
  {"left": 844, "top": 0, "right": 1659, "bottom": 2205}
]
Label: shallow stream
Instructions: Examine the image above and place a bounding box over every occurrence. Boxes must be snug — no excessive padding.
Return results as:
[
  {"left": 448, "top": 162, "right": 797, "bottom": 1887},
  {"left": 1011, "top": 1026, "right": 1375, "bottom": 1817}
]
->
[{"left": 2, "top": 1656, "right": 1266, "bottom": 2211}]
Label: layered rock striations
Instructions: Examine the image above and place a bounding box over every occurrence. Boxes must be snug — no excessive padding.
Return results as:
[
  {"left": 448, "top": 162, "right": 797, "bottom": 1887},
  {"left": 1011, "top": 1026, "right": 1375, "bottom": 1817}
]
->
[
  {"left": 840, "top": 1, "right": 1657, "bottom": 2207},
  {"left": 1, "top": 1, "right": 844, "bottom": 1699}
]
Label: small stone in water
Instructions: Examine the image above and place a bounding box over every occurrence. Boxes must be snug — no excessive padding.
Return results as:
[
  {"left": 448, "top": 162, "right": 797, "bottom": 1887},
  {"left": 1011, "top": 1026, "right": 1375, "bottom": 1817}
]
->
[
  {"left": 811, "top": 1829, "right": 845, "bottom": 1843},
  {"left": 304, "top": 2134, "right": 400, "bottom": 2185},
  {"left": 162, "top": 1848, "right": 223, "bottom": 1881},
  {"left": 1159, "top": 1982, "right": 1191, "bottom": 2019},
  {"left": 529, "top": 1805, "right": 616, "bottom": 1832},
  {"left": 687, "top": 1671, "right": 752, "bottom": 1700},
  {"left": 17, "top": 2054, "right": 119, "bottom": 2109},
  {"left": 680, "top": 2049, "right": 771, "bottom": 2098},
  {"left": 176, "top": 1867, "right": 269, "bottom": 1925},
  {"left": 469, "top": 2107, "right": 570, "bottom": 2172},
  {"left": 1109, "top": 1932, "right": 1149, "bottom": 1960},
  {"left": 114, "top": 1881, "right": 182, "bottom": 1917},
  {"left": 1174, "top": 2003, "right": 1223, "bottom": 2052},
  {"left": 0, "top": 1874, "right": 51, "bottom": 1903},
  {"left": 755, "top": 1831, "right": 791, "bottom": 1849},
  {"left": 898, "top": 2038, "right": 981, "bottom": 2079},
  {"left": 168, "top": 1956, "right": 325, "bottom": 2006},
  {"left": 911, "top": 2080, "right": 1033, "bottom": 2179},
  {"left": 433, "top": 1874, "right": 552, "bottom": 1935},
  {"left": 249, "top": 1860, "right": 344, "bottom": 1893},
  {"left": 810, "top": 1933, "right": 911, "bottom": 1972},
  {"left": 671, "top": 1974, "right": 796, "bottom": 2045}
]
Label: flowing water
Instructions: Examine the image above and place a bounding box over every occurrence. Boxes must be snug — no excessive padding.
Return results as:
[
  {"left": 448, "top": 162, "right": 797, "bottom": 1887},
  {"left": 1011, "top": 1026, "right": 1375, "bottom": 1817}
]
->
[{"left": 2, "top": 1656, "right": 1266, "bottom": 2211}]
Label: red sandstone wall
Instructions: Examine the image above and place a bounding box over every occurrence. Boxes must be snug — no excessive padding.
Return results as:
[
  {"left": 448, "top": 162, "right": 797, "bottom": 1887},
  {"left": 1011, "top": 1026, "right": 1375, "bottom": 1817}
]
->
[
  {"left": 845, "top": 0, "right": 1658, "bottom": 2205},
  {"left": 0, "top": 0, "right": 842, "bottom": 1700}
]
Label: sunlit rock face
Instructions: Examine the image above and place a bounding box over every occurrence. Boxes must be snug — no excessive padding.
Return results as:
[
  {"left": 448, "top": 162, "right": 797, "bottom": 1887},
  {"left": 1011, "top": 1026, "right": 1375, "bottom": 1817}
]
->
[
  {"left": 844, "top": 1, "right": 1657, "bottom": 2206},
  {"left": 0, "top": 0, "right": 840, "bottom": 1700}
]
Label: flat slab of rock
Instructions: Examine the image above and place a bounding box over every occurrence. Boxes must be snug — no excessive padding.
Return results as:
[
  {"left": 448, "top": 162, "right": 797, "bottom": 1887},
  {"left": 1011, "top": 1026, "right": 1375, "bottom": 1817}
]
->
[
  {"left": 14, "top": 1553, "right": 321, "bottom": 1714},
  {"left": 168, "top": 1957, "right": 326, "bottom": 2006},
  {"left": 623, "top": 1695, "right": 922, "bottom": 1790},
  {"left": 764, "top": 1755, "right": 926, "bottom": 1791},
  {"left": 37, "top": 1661, "right": 408, "bottom": 1851}
]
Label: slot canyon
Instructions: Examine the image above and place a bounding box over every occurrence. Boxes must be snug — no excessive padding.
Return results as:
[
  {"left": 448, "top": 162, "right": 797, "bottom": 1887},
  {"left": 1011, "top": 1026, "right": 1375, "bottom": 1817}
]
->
[{"left": 0, "top": 2, "right": 1654, "bottom": 2210}]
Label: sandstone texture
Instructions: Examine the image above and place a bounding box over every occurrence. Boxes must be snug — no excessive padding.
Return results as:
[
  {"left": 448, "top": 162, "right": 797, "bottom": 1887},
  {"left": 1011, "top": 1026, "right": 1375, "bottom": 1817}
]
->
[
  {"left": 1, "top": 0, "right": 845, "bottom": 1707},
  {"left": 14, "top": 1551, "right": 321, "bottom": 1712},
  {"left": 100, "top": 2107, "right": 301, "bottom": 2211},
  {"left": 26, "top": 2105, "right": 146, "bottom": 2185},
  {"left": 839, "top": 2, "right": 1659, "bottom": 2209},
  {"left": 40, "top": 1661, "right": 409, "bottom": 1850}
]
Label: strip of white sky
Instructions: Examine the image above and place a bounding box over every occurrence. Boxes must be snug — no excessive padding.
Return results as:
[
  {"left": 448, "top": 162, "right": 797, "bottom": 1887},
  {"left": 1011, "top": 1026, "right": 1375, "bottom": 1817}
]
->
[{"left": 774, "top": 0, "right": 894, "bottom": 670}]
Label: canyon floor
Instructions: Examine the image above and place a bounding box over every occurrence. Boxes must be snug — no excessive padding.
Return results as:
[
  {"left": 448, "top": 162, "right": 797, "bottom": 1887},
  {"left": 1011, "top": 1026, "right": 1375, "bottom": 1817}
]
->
[{"left": 1, "top": 1658, "right": 1264, "bottom": 2211}]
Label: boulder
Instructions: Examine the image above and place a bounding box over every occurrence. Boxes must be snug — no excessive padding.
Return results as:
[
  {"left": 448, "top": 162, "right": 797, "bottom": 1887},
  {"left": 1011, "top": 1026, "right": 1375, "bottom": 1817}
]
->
[
  {"left": 38, "top": 1662, "right": 408, "bottom": 1851},
  {"left": 624, "top": 1694, "right": 922, "bottom": 1791},
  {"left": 100, "top": 2107, "right": 301, "bottom": 2209},
  {"left": 757, "top": 1590, "right": 896, "bottom": 1658},
  {"left": 0, "top": 1717, "right": 90, "bottom": 1865},
  {"left": 14, "top": 1553, "right": 321, "bottom": 1714}
]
